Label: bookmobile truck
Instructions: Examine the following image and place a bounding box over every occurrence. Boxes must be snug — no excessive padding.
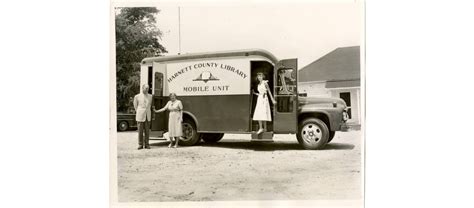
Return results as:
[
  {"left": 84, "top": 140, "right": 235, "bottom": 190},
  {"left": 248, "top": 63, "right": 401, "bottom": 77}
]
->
[{"left": 140, "top": 49, "right": 348, "bottom": 150}]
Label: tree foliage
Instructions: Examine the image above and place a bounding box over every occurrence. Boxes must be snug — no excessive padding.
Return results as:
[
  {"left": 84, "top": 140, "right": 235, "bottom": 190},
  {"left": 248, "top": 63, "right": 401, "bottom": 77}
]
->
[{"left": 115, "top": 7, "right": 167, "bottom": 112}]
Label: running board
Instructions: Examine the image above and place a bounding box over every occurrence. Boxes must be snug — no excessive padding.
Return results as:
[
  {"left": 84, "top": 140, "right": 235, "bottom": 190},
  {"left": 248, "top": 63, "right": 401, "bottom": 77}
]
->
[
  {"left": 251, "top": 132, "right": 274, "bottom": 142},
  {"left": 149, "top": 137, "right": 167, "bottom": 140}
]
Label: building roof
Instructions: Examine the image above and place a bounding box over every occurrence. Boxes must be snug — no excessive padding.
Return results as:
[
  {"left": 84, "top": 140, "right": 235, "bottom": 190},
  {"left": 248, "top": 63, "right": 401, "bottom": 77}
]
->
[
  {"left": 141, "top": 48, "right": 279, "bottom": 65},
  {"left": 298, "top": 46, "right": 360, "bottom": 83},
  {"left": 325, "top": 80, "right": 360, "bottom": 88}
]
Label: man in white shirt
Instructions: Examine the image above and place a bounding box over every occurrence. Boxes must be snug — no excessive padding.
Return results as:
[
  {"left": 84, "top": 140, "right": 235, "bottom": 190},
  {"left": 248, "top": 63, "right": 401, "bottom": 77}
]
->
[{"left": 133, "top": 84, "right": 153, "bottom": 149}]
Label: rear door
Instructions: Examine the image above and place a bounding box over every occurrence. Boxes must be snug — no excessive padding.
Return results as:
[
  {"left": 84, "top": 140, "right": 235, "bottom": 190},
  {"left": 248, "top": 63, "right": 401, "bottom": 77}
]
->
[
  {"left": 273, "top": 59, "right": 298, "bottom": 133},
  {"left": 150, "top": 63, "right": 168, "bottom": 136}
]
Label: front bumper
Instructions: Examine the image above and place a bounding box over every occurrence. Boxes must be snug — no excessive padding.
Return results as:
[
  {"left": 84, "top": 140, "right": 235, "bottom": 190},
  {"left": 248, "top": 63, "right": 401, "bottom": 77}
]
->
[{"left": 340, "top": 122, "right": 350, "bottom": 132}]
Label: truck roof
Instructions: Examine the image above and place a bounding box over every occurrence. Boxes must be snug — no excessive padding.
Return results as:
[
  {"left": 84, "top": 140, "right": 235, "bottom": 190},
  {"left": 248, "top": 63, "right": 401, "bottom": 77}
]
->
[{"left": 141, "top": 48, "right": 279, "bottom": 65}]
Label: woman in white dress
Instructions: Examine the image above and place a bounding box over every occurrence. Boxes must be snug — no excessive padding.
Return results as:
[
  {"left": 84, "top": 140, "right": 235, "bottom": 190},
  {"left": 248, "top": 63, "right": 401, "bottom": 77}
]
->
[
  {"left": 154, "top": 93, "right": 183, "bottom": 148},
  {"left": 252, "top": 72, "right": 276, "bottom": 134}
]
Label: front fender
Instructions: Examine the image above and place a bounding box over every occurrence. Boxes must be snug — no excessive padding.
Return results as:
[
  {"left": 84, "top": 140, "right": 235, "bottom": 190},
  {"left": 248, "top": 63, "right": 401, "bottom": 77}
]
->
[{"left": 299, "top": 105, "right": 346, "bottom": 131}]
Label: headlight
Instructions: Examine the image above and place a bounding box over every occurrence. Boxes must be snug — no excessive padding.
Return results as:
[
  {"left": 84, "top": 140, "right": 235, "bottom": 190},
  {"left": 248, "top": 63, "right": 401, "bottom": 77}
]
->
[{"left": 342, "top": 110, "right": 349, "bottom": 121}]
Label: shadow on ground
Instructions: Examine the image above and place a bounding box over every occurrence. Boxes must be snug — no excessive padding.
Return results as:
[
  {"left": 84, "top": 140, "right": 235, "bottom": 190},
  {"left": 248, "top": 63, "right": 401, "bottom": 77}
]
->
[{"left": 149, "top": 139, "right": 354, "bottom": 151}]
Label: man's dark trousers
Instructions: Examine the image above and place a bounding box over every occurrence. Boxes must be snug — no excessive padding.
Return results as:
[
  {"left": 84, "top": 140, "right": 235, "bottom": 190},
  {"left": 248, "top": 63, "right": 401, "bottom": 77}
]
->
[{"left": 138, "top": 120, "right": 150, "bottom": 147}]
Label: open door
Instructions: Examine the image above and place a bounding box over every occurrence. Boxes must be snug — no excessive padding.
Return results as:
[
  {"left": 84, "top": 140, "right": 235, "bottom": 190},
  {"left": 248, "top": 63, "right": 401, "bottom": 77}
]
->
[
  {"left": 150, "top": 63, "right": 168, "bottom": 137},
  {"left": 273, "top": 59, "right": 298, "bottom": 133}
]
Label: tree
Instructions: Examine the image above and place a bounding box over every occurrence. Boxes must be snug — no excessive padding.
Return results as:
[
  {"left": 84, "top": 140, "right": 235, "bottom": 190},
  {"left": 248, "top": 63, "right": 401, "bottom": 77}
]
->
[{"left": 115, "top": 7, "right": 167, "bottom": 112}]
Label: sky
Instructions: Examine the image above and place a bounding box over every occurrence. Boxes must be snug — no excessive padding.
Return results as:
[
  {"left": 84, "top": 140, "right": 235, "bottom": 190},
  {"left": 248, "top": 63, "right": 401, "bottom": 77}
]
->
[{"left": 155, "top": 2, "right": 362, "bottom": 69}]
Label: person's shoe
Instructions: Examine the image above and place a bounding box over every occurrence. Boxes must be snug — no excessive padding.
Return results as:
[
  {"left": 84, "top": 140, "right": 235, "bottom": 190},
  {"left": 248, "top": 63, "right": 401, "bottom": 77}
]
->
[
  {"left": 256, "top": 128, "right": 264, "bottom": 134},
  {"left": 173, "top": 145, "right": 178, "bottom": 148},
  {"left": 137, "top": 146, "right": 143, "bottom": 150},
  {"left": 145, "top": 146, "right": 150, "bottom": 149},
  {"left": 168, "top": 143, "right": 173, "bottom": 148}
]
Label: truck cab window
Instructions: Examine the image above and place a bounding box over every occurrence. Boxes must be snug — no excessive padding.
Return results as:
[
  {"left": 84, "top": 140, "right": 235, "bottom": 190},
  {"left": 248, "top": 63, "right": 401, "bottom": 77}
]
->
[
  {"left": 277, "top": 68, "right": 296, "bottom": 95},
  {"left": 276, "top": 67, "right": 296, "bottom": 113}
]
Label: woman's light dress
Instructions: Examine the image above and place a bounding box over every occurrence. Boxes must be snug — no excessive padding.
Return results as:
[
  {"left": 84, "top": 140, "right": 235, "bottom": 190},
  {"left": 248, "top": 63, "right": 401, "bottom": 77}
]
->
[
  {"left": 252, "top": 80, "right": 272, "bottom": 121},
  {"left": 165, "top": 100, "right": 183, "bottom": 137}
]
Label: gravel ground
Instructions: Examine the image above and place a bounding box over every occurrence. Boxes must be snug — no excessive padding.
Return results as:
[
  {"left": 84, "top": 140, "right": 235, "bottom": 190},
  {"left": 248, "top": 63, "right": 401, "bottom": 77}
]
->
[{"left": 116, "top": 130, "right": 362, "bottom": 202}]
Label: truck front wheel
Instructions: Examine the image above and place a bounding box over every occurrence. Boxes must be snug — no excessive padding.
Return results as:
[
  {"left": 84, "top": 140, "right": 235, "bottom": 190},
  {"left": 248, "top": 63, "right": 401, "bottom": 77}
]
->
[
  {"left": 297, "top": 118, "right": 330, "bottom": 150},
  {"left": 328, "top": 131, "right": 336, "bottom": 143},
  {"left": 180, "top": 118, "right": 200, "bottom": 146}
]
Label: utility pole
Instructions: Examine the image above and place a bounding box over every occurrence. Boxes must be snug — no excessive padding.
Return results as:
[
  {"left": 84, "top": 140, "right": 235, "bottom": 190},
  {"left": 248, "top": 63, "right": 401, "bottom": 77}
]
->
[{"left": 178, "top": 6, "right": 181, "bottom": 55}]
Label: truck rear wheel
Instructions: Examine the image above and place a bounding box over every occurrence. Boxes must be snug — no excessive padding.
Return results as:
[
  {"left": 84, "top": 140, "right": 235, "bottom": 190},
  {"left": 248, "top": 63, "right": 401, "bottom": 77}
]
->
[
  {"left": 201, "top": 133, "right": 224, "bottom": 143},
  {"left": 179, "top": 118, "right": 200, "bottom": 146},
  {"left": 297, "top": 118, "right": 329, "bottom": 150}
]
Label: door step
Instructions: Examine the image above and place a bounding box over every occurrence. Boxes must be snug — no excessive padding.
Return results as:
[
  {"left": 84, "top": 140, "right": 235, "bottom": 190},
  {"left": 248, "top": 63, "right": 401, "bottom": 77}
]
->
[{"left": 251, "top": 131, "right": 274, "bottom": 142}]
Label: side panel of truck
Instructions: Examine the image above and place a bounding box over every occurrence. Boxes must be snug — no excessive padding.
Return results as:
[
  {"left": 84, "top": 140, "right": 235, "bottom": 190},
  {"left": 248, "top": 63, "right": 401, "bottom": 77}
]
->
[{"left": 146, "top": 56, "right": 272, "bottom": 133}]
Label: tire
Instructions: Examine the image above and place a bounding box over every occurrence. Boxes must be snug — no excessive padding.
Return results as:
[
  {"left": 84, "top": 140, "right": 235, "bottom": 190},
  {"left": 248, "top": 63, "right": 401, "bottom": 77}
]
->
[
  {"left": 296, "top": 118, "right": 330, "bottom": 150},
  {"left": 328, "top": 131, "right": 336, "bottom": 143},
  {"left": 201, "top": 133, "right": 224, "bottom": 143},
  {"left": 179, "top": 118, "right": 200, "bottom": 146},
  {"left": 118, "top": 121, "right": 129, "bottom": 131}
]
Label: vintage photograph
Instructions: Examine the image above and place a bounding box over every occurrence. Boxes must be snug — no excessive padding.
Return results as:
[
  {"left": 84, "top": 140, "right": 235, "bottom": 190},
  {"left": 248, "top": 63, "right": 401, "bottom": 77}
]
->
[{"left": 111, "top": 1, "right": 363, "bottom": 206}]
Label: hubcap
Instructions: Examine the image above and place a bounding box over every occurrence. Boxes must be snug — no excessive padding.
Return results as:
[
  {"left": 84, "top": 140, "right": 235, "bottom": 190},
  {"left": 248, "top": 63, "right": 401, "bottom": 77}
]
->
[
  {"left": 301, "top": 123, "right": 322, "bottom": 144},
  {"left": 182, "top": 123, "right": 194, "bottom": 141},
  {"left": 119, "top": 122, "right": 127, "bottom": 130}
]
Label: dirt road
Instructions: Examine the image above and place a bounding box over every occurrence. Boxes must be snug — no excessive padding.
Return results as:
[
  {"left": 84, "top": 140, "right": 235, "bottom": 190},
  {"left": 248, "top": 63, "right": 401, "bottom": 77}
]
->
[{"left": 116, "top": 131, "right": 362, "bottom": 202}]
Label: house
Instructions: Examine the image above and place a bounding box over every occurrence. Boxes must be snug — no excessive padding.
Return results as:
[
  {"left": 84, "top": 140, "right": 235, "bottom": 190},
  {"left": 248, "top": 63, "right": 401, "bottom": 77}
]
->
[{"left": 298, "top": 46, "right": 361, "bottom": 125}]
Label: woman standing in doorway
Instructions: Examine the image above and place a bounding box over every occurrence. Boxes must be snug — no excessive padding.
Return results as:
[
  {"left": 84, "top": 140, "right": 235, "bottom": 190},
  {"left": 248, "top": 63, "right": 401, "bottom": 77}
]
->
[
  {"left": 154, "top": 93, "right": 183, "bottom": 148},
  {"left": 252, "top": 72, "right": 276, "bottom": 134}
]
